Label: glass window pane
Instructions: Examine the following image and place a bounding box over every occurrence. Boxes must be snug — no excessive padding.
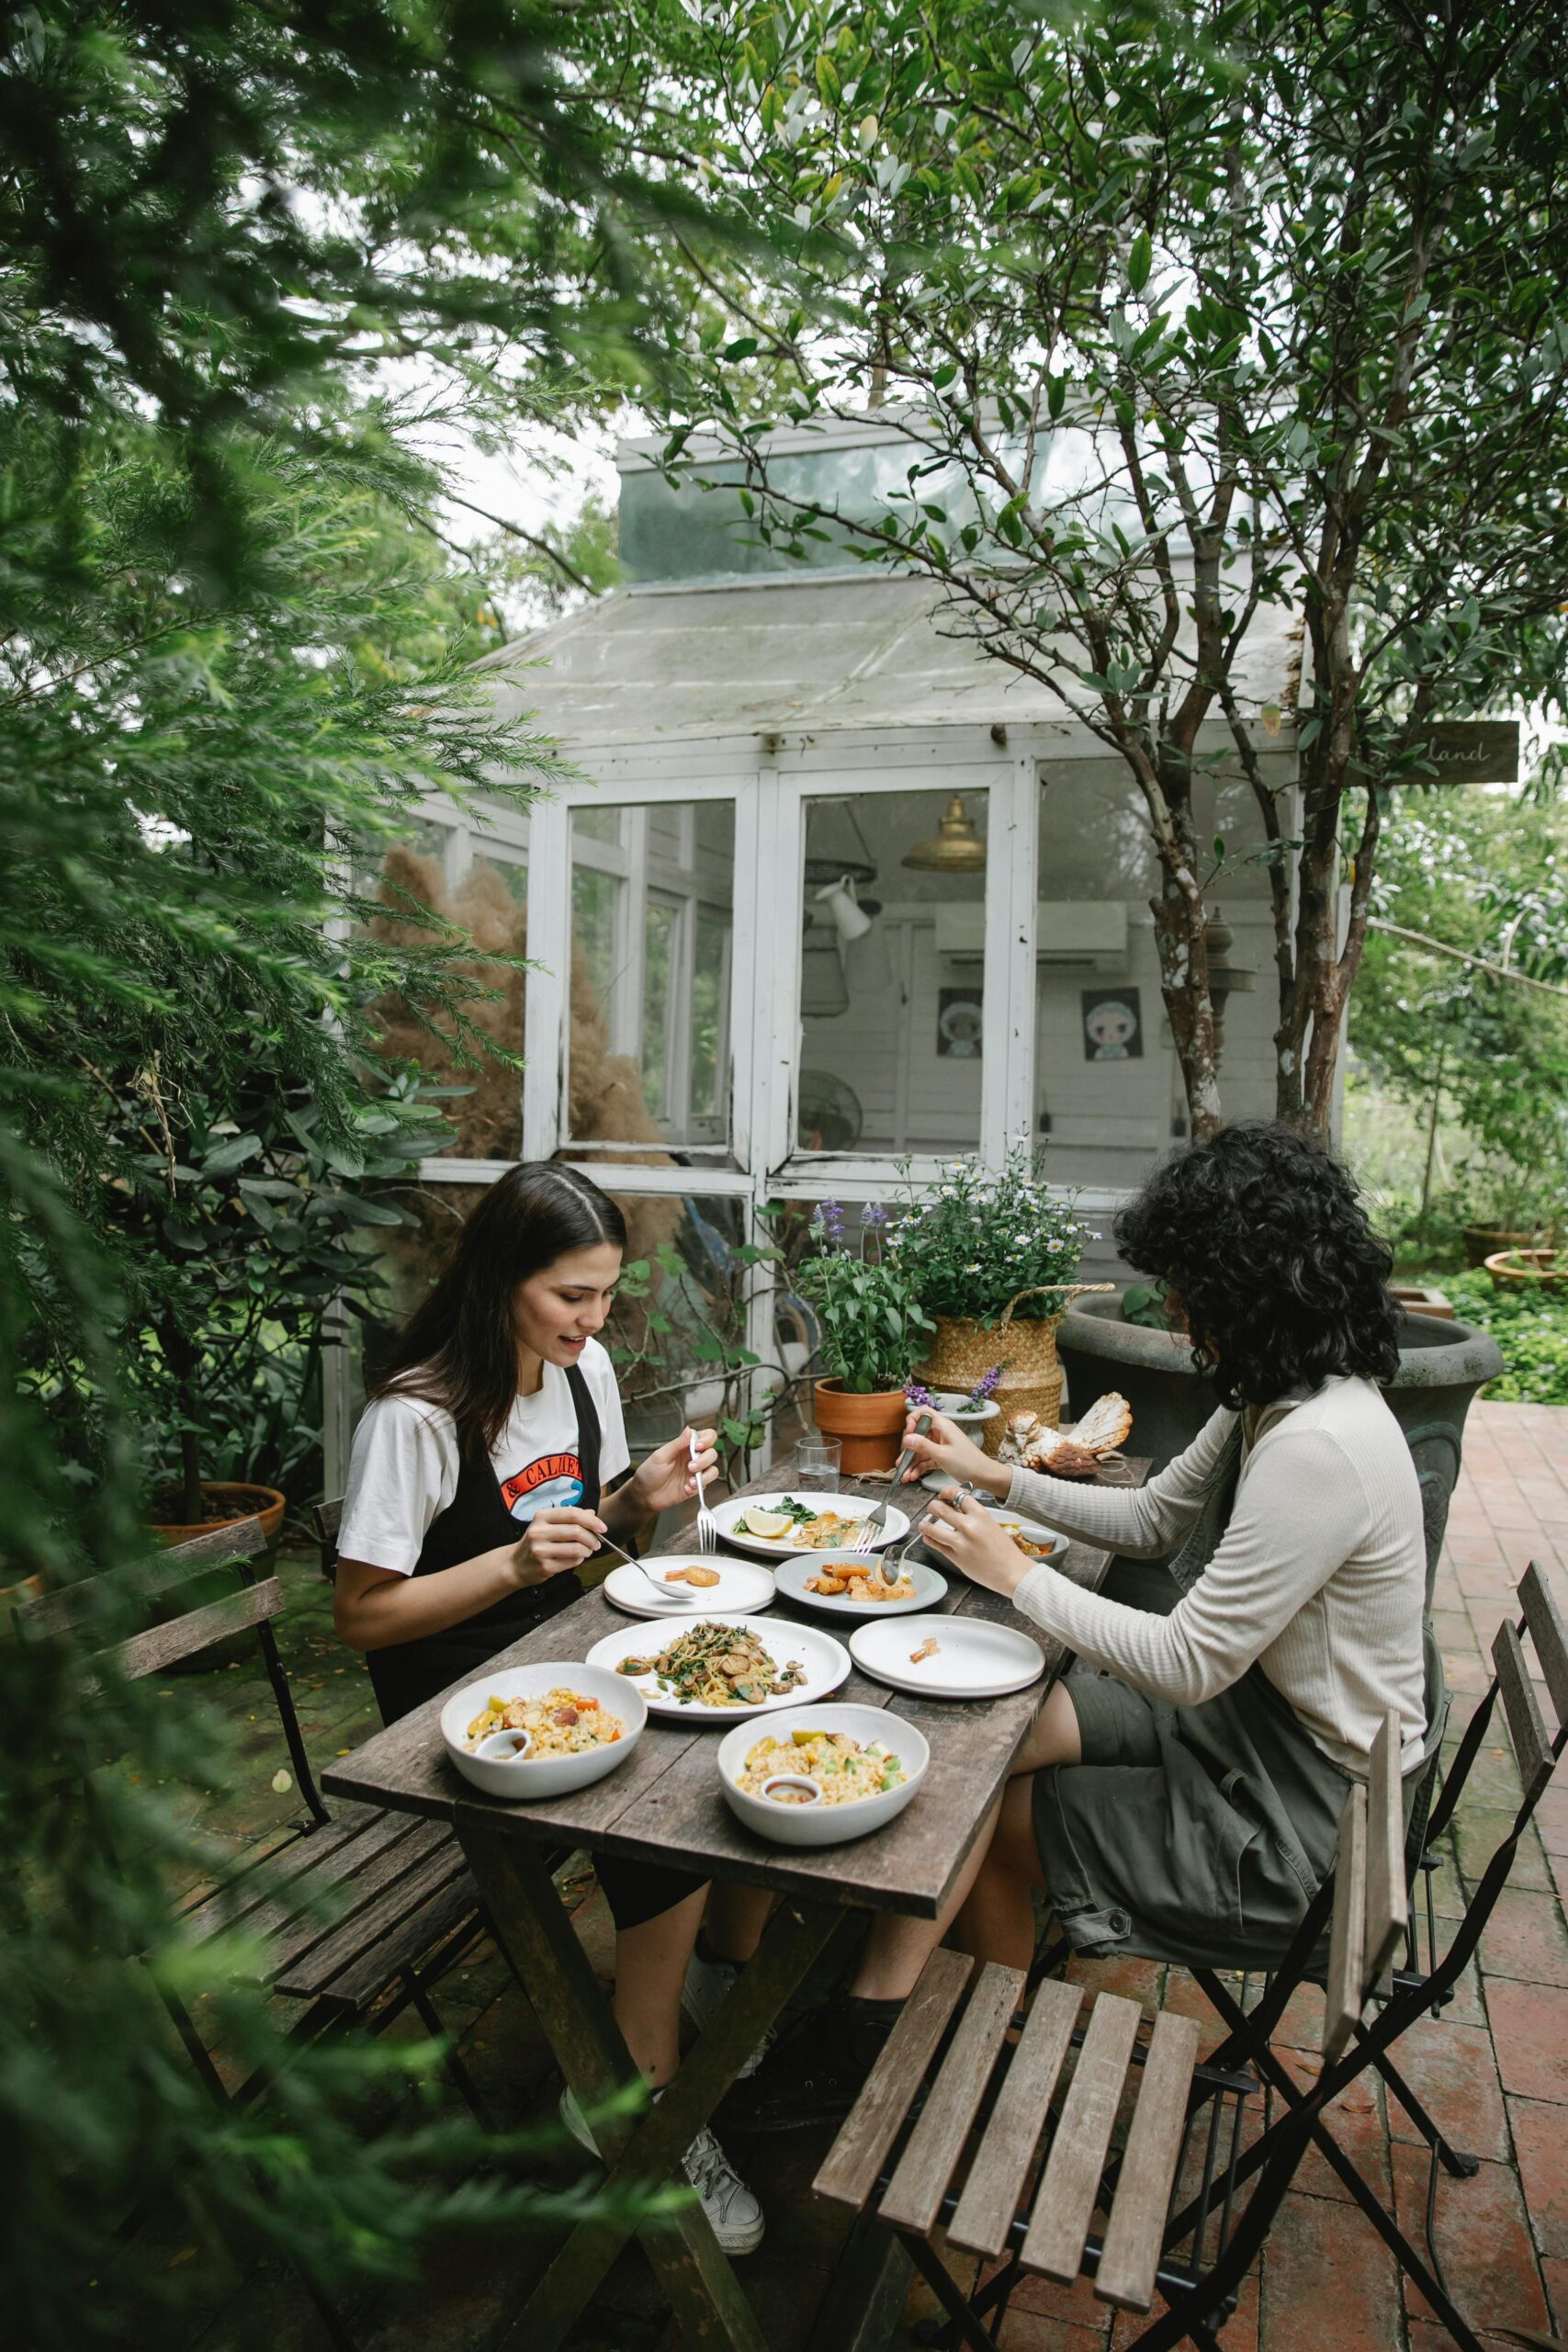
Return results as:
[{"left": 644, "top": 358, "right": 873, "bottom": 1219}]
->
[
  {"left": 600, "top": 1193, "right": 784, "bottom": 1487},
  {"left": 641, "top": 900, "right": 676, "bottom": 1121},
  {"left": 369, "top": 829, "right": 525, "bottom": 1159},
  {"left": 1032, "top": 764, "right": 1272, "bottom": 1192},
  {"left": 568, "top": 799, "right": 735, "bottom": 1157},
  {"left": 796, "top": 785, "right": 987, "bottom": 1156},
  {"left": 691, "top": 910, "right": 728, "bottom": 1118}
]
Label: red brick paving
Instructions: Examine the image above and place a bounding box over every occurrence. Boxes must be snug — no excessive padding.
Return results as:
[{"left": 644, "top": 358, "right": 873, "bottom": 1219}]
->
[{"left": 1391, "top": 2143, "right": 1551, "bottom": 2336}]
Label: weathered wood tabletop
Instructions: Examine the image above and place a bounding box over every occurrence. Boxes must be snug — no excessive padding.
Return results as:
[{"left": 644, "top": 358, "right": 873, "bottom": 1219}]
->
[
  {"left": 322, "top": 1459, "right": 1148, "bottom": 2352},
  {"left": 323, "top": 1460, "right": 1148, "bottom": 1922}
]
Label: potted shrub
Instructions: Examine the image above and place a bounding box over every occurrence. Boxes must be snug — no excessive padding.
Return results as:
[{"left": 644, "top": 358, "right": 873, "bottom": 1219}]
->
[
  {"left": 99, "top": 1058, "right": 439, "bottom": 1544},
  {"left": 796, "top": 1200, "right": 934, "bottom": 1472},
  {"left": 891, "top": 1147, "right": 1111, "bottom": 1434}
]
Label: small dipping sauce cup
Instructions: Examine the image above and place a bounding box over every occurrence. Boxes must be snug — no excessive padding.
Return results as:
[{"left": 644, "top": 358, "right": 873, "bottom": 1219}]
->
[
  {"left": 758, "top": 1772, "right": 823, "bottom": 1807},
  {"left": 474, "top": 1727, "right": 533, "bottom": 1764}
]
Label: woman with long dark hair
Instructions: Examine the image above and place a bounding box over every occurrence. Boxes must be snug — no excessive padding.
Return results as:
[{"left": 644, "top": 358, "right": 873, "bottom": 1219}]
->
[
  {"left": 728, "top": 1124, "right": 1431, "bottom": 2132},
  {"left": 334, "top": 1162, "right": 769, "bottom": 2249}
]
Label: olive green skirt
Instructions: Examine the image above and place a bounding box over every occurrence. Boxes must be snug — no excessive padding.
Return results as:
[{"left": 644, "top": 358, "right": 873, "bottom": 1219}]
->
[{"left": 1032, "top": 1657, "right": 1427, "bottom": 1973}]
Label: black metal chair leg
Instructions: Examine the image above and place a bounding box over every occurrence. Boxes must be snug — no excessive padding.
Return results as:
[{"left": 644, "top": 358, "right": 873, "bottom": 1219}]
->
[
  {"left": 405, "top": 1970, "right": 494, "bottom": 2132},
  {"left": 900, "top": 2230, "right": 1008, "bottom": 2352},
  {"left": 1371, "top": 2046, "right": 1481, "bottom": 2179}
]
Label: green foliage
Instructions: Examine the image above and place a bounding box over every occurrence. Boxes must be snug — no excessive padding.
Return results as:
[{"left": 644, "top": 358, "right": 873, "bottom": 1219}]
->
[
  {"left": 0, "top": 3, "right": 741, "bottom": 2340},
  {"left": 795, "top": 1200, "right": 934, "bottom": 1393},
  {"left": 1443, "top": 1270, "right": 1568, "bottom": 1408},
  {"left": 1122, "top": 1281, "right": 1178, "bottom": 1331},
  {"left": 888, "top": 1147, "right": 1089, "bottom": 1324},
  {"left": 659, "top": 0, "right": 1568, "bottom": 1136},
  {"left": 611, "top": 1227, "right": 782, "bottom": 1465},
  {"left": 1351, "top": 788, "right": 1568, "bottom": 1224}
]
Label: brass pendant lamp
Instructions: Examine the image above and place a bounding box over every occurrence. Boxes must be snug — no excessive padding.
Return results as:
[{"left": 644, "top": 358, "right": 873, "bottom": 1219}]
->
[{"left": 901, "top": 793, "right": 987, "bottom": 874}]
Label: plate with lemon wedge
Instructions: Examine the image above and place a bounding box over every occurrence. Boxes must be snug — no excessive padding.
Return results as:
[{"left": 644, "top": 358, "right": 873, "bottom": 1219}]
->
[{"left": 708, "top": 1492, "right": 911, "bottom": 1564}]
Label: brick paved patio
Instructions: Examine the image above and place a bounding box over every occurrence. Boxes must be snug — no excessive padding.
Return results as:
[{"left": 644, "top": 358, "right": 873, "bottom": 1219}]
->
[{"left": 174, "top": 1399, "right": 1568, "bottom": 2352}]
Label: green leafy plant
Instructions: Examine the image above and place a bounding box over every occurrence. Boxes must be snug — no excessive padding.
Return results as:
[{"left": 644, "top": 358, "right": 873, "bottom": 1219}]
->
[
  {"left": 0, "top": 2, "right": 753, "bottom": 2338},
  {"left": 611, "top": 1225, "right": 784, "bottom": 1465},
  {"left": 795, "top": 1199, "right": 935, "bottom": 1393},
  {"left": 1122, "top": 1281, "right": 1179, "bottom": 1331},
  {"left": 1443, "top": 1272, "right": 1568, "bottom": 1408},
  {"left": 114, "top": 1073, "right": 449, "bottom": 1520},
  {"left": 888, "top": 1148, "right": 1090, "bottom": 1324}
]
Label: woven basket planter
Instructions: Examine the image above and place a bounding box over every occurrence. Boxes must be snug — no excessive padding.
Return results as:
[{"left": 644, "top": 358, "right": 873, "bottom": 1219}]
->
[{"left": 918, "top": 1283, "right": 1115, "bottom": 1454}]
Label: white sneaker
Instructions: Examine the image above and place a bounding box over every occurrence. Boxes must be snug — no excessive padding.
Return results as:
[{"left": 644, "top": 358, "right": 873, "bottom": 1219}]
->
[
  {"left": 681, "top": 2123, "right": 765, "bottom": 2255},
  {"left": 682, "top": 1948, "right": 776, "bottom": 2078},
  {"left": 558, "top": 2088, "right": 765, "bottom": 2256}
]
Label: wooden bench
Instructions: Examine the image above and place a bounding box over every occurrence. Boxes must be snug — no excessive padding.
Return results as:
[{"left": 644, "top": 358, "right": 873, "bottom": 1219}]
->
[
  {"left": 814, "top": 1713, "right": 1409, "bottom": 2351},
  {"left": 19, "top": 1516, "right": 487, "bottom": 2106}
]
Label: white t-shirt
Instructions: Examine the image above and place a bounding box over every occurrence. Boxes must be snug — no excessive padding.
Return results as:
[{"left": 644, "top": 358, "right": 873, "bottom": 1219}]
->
[{"left": 336, "top": 1339, "right": 630, "bottom": 1577}]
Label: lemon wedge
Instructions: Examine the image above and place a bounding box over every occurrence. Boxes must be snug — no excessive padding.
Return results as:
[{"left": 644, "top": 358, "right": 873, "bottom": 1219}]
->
[{"left": 740, "top": 1505, "right": 795, "bottom": 1539}]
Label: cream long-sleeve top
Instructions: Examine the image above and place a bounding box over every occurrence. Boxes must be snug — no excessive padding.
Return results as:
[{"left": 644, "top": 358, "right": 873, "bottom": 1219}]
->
[{"left": 1006, "top": 1375, "right": 1427, "bottom": 1774}]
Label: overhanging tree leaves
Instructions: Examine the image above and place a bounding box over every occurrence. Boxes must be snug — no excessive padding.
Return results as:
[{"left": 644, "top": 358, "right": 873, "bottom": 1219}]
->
[
  {"left": 0, "top": 5, "right": 739, "bottom": 2340},
  {"left": 655, "top": 0, "right": 1568, "bottom": 1136}
]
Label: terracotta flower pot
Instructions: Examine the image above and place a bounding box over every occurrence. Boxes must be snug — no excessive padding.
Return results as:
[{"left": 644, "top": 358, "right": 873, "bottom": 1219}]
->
[
  {"left": 812, "top": 1380, "right": 909, "bottom": 1475},
  {"left": 1483, "top": 1248, "right": 1567, "bottom": 1293},
  {"left": 149, "top": 1480, "right": 287, "bottom": 1548}
]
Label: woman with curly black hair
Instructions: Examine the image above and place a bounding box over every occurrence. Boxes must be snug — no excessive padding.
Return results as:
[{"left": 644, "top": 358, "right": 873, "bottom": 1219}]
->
[{"left": 727, "top": 1124, "right": 1431, "bottom": 2134}]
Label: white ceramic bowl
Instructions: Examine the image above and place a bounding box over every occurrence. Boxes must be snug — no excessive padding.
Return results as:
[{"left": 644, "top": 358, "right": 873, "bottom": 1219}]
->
[
  {"left": 716, "top": 1702, "right": 930, "bottom": 1848},
  {"left": 441, "top": 1662, "right": 646, "bottom": 1801}
]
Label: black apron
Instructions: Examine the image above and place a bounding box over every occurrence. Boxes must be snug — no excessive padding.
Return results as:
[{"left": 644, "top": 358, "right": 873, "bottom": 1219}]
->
[{"left": 367, "top": 1363, "right": 601, "bottom": 1726}]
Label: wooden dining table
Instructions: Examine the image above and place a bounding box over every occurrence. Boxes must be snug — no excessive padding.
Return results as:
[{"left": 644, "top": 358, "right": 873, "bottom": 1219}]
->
[{"left": 322, "top": 1459, "right": 1148, "bottom": 2352}]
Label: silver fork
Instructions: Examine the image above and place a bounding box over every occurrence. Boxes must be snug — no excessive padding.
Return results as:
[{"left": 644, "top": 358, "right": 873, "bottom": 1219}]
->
[
  {"left": 855, "top": 1410, "right": 931, "bottom": 1582},
  {"left": 690, "top": 1427, "right": 720, "bottom": 1555}
]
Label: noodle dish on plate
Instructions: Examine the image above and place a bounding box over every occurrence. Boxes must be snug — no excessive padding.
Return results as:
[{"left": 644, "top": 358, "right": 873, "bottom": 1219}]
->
[{"left": 585, "top": 1612, "right": 851, "bottom": 1722}]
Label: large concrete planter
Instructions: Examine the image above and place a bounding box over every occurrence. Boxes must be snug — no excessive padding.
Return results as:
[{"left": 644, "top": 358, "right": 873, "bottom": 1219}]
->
[{"left": 1057, "top": 1295, "right": 1505, "bottom": 1603}]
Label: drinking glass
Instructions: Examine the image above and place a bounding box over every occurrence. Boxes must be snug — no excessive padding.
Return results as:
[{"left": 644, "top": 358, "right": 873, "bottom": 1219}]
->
[{"left": 793, "top": 1437, "right": 842, "bottom": 1491}]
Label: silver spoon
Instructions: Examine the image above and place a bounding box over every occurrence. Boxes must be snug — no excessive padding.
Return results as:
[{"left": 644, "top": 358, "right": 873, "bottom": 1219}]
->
[{"left": 596, "top": 1532, "right": 701, "bottom": 1607}]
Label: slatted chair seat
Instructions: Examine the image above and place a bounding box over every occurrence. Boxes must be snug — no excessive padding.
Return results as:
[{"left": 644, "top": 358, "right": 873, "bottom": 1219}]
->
[
  {"left": 818, "top": 1713, "right": 1411, "bottom": 2352},
  {"left": 818, "top": 1956, "right": 1202, "bottom": 2324}
]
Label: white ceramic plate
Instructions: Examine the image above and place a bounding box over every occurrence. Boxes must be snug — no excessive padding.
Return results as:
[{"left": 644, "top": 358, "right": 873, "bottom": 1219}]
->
[
  {"left": 441, "top": 1662, "right": 646, "bottom": 1801},
  {"left": 716, "top": 1703, "right": 931, "bottom": 1848},
  {"left": 584, "top": 1612, "right": 851, "bottom": 1723},
  {"left": 602, "top": 1555, "right": 776, "bottom": 1621},
  {"left": 773, "top": 1550, "right": 947, "bottom": 1621},
  {"left": 848, "top": 1614, "right": 1045, "bottom": 1701},
  {"left": 709, "top": 1490, "right": 909, "bottom": 1562}
]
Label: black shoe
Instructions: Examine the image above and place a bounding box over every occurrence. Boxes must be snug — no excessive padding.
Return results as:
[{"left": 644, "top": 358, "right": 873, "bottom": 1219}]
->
[{"left": 717, "top": 1998, "right": 901, "bottom": 2134}]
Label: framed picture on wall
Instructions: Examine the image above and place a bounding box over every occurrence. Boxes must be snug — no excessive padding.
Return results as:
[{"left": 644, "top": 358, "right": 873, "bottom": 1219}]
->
[
  {"left": 1081, "top": 987, "right": 1143, "bottom": 1061},
  {"left": 937, "top": 988, "right": 984, "bottom": 1057}
]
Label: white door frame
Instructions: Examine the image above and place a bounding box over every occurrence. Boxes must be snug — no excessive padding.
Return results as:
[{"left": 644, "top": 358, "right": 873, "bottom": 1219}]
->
[{"left": 412, "top": 748, "right": 1047, "bottom": 1467}]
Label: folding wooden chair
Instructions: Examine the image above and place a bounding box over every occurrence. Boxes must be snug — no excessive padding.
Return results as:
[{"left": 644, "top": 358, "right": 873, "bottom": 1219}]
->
[
  {"left": 19, "top": 1517, "right": 491, "bottom": 2347},
  {"left": 813, "top": 1714, "right": 1409, "bottom": 2351},
  {"left": 1180, "top": 1562, "right": 1568, "bottom": 2352}
]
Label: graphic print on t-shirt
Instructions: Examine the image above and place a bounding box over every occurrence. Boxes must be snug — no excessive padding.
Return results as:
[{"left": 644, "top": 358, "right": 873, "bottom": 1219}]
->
[{"left": 500, "top": 1452, "right": 585, "bottom": 1524}]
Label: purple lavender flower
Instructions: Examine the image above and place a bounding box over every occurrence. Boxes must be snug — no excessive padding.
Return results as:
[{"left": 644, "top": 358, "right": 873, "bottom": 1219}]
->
[
  {"left": 905, "top": 1381, "right": 934, "bottom": 1410},
  {"left": 862, "top": 1200, "right": 888, "bottom": 1231},
  {"left": 817, "top": 1196, "right": 847, "bottom": 1243},
  {"left": 966, "top": 1364, "right": 1002, "bottom": 1407}
]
